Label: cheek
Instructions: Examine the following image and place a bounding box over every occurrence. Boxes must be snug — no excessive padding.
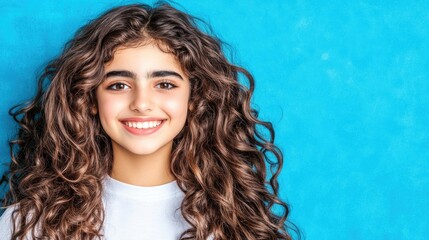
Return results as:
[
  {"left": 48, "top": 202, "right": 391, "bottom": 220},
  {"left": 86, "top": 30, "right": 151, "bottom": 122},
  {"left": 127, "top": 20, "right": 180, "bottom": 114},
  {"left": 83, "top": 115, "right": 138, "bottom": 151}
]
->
[
  {"left": 97, "top": 94, "right": 126, "bottom": 123},
  {"left": 162, "top": 94, "right": 189, "bottom": 121}
]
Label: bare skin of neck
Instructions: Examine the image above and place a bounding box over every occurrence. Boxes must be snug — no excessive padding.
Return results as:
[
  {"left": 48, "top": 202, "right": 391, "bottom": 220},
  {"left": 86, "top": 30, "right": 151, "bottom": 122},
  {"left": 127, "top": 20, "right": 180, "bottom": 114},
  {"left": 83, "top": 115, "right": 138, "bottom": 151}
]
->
[{"left": 110, "top": 141, "right": 175, "bottom": 187}]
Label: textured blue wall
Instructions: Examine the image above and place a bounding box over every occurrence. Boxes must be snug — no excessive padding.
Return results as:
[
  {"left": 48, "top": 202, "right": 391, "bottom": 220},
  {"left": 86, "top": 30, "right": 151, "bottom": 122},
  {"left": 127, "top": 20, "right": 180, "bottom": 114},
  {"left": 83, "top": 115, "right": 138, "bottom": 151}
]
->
[{"left": 1, "top": 1, "right": 428, "bottom": 239}]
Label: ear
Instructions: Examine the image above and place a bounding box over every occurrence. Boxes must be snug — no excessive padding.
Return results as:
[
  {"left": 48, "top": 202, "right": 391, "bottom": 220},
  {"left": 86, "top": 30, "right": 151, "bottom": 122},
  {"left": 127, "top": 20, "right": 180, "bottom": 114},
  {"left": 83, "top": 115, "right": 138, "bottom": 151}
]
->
[
  {"left": 188, "top": 102, "right": 194, "bottom": 112},
  {"left": 90, "top": 105, "right": 98, "bottom": 115}
]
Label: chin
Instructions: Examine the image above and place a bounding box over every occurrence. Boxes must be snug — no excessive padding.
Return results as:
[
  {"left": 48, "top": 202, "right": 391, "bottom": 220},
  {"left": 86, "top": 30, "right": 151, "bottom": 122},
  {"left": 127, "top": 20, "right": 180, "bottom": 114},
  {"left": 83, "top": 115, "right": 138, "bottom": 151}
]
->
[
  {"left": 129, "top": 148, "right": 162, "bottom": 156},
  {"left": 127, "top": 143, "right": 171, "bottom": 156}
]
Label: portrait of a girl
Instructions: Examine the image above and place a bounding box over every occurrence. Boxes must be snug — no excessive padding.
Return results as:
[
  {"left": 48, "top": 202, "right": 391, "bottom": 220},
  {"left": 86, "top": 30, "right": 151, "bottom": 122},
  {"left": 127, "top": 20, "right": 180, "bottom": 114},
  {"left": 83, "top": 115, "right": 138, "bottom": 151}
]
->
[{"left": 0, "top": 2, "right": 298, "bottom": 239}]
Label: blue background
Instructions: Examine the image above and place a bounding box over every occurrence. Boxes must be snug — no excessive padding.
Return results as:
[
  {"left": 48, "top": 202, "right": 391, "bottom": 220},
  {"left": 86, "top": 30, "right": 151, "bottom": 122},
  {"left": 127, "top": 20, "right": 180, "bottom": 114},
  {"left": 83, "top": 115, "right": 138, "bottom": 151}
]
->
[{"left": 1, "top": 1, "right": 428, "bottom": 239}]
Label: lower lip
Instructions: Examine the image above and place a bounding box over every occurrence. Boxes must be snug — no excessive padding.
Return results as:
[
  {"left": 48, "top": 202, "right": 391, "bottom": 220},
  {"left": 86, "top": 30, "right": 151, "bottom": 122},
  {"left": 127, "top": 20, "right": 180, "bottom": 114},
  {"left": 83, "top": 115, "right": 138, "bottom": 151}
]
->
[{"left": 122, "top": 121, "right": 164, "bottom": 135}]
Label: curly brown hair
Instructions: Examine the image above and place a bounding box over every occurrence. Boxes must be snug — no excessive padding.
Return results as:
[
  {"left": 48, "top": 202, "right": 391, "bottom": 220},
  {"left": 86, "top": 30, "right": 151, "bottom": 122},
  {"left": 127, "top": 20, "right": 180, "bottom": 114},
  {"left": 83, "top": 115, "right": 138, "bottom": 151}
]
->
[{"left": 1, "top": 2, "right": 299, "bottom": 239}]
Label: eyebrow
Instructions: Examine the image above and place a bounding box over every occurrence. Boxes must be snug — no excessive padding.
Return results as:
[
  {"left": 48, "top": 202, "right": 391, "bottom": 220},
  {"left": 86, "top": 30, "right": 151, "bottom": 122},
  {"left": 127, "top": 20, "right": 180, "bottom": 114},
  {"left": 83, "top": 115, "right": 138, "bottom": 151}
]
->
[
  {"left": 104, "top": 70, "right": 183, "bottom": 80},
  {"left": 105, "top": 70, "right": 135, "bottom": 79},
  {"left": 150, "top": 70, "right": 183, "bottom": 80}
]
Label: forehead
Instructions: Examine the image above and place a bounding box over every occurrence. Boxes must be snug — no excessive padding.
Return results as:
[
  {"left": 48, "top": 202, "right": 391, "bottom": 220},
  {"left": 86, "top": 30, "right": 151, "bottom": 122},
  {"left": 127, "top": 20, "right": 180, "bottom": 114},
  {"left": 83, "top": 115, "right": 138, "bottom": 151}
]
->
[{"left": 105, "top": 43, "right": 184, "bottom": 73}]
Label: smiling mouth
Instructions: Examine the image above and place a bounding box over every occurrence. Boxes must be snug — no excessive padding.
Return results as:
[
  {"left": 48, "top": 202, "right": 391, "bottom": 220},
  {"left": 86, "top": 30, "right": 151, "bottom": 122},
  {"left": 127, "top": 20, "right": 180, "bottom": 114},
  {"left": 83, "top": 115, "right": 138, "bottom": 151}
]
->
[{"left": 122, "top": 120, "right": 163, "bottom": 129}]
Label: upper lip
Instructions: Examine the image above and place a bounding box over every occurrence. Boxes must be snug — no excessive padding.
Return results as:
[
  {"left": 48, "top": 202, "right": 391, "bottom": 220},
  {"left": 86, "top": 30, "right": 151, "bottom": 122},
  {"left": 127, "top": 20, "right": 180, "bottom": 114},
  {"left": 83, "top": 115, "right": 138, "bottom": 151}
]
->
[{"left": 119, "top": 117, "right": 166, "bottom": 122}]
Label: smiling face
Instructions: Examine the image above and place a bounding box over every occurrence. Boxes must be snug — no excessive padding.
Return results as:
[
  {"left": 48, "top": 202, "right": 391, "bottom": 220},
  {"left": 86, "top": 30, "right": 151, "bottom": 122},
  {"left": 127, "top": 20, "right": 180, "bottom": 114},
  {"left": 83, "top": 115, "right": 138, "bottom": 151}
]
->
[{"left": 96, "top": 43, "right": 190, "bottom": 161}]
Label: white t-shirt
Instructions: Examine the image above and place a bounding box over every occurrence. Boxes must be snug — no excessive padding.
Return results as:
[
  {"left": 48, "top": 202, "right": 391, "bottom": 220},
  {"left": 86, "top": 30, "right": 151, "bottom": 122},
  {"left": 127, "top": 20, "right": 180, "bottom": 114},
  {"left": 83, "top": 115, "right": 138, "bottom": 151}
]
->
[{"left": 0, "top": 176, "right": 190, "bottom": 239}]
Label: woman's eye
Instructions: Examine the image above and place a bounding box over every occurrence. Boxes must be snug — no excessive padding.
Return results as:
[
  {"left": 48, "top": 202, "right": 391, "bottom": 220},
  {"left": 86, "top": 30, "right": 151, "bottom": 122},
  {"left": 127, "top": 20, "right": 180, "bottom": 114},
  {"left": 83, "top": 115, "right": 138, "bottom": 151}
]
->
[
  {"left": 157, "top": 81, "right": 177, "bottom": 90},
  {"left": 107, "top": 83, "right": 130, "bottom": 90}
]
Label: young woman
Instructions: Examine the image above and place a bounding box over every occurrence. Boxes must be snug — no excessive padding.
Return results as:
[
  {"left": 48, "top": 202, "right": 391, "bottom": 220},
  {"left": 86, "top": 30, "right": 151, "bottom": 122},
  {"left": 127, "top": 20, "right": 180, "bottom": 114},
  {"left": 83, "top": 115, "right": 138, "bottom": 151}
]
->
[{"left": 0, "top": 2, "right": 298, "bottom": 239}]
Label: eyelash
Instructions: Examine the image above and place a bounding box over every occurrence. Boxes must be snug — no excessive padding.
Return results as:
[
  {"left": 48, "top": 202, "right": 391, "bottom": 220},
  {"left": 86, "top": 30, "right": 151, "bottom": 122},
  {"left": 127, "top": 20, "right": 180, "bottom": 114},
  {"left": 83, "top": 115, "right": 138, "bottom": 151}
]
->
[
  {"left": 106, "top": 82, "right": 130, "bottom": 90},
  {"left": 156, "top": 80, "right": 177, "bottom": 90},
  {"left": 106, "top": 80, "right": 177, "bottom": 91}
]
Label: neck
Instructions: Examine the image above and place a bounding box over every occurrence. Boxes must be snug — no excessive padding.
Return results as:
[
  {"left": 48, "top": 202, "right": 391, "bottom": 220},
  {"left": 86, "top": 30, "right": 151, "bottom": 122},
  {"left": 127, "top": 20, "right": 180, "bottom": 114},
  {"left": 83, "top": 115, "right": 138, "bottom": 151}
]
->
[{"left": 110, "top": 142, "right": 175, "bottom": 187}]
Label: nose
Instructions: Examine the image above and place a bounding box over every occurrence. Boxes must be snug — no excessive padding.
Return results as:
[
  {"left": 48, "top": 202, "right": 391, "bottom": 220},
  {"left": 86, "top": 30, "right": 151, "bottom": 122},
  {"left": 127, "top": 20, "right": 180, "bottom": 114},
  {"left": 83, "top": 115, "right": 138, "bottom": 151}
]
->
[{"left": 129, "top": 84, "right": 153, "bottom": 113}]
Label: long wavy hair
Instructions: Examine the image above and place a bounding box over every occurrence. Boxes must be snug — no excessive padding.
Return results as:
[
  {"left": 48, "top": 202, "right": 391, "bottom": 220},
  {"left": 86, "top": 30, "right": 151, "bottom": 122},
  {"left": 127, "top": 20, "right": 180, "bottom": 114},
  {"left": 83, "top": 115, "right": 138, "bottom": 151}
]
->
[{"left": 1, "top": 2, "right": 299, "bottom": 239}]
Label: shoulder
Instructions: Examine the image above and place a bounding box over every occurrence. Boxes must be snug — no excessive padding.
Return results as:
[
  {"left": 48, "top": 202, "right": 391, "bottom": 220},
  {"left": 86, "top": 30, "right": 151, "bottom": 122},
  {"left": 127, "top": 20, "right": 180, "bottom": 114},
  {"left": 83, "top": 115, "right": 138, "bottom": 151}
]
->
[{"left": 0, "top": 206, "right": 15, "bottom": 239}]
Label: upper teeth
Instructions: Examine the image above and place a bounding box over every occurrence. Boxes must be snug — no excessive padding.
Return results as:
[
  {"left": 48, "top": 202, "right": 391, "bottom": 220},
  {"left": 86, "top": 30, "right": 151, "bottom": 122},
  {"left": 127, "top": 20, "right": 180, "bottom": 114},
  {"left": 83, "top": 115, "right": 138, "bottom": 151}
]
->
[{"left": 125, "top": 121, "right": 162, "bottom": 129}]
